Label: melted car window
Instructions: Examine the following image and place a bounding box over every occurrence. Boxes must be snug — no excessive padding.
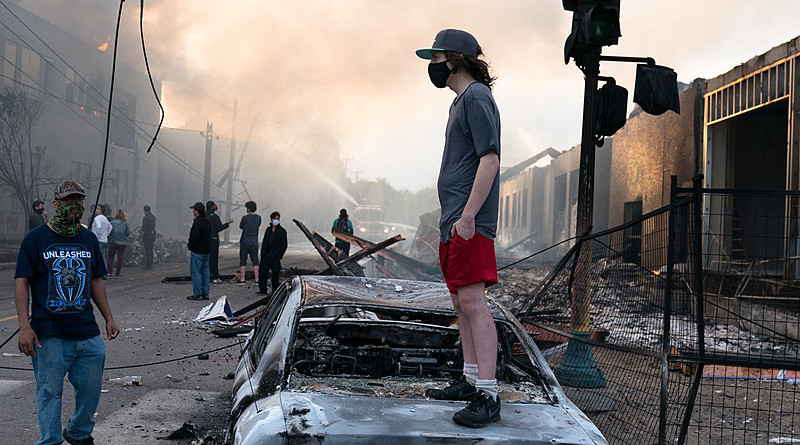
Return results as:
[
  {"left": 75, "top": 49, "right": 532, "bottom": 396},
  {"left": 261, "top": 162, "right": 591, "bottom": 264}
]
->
[{"left": 249, "top": 285, "right": 289, "bottom": 364}]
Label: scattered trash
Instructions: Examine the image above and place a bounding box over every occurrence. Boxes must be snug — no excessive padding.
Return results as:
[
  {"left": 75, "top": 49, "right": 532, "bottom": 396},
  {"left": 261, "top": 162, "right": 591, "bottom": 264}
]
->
[
  {"left": 199, "top": 372, "right": 210, "bottom": 376},
  {"left": 394, "top": 285, "right": 403, "bottom": 292},
  {"left": 365, "top": 283, "right": 373, "bottom": 289},
  {"left": 158, "top": 422, "right": 200, "bottom": 440},
  {"left": 211, "top": 325, "right": 253, "bottom": 338},
  {"left": 223, "top": 372, "right": 235, "bottom": 380},
  {"left": 109, "top": 376, "right": 142, "bottom": 386},
  {"left": 2, "top": 352, "right": 22, "bottom": 357},
  {"left": 166, "top": 374, "right": 173, "bottom": 378},
  {"left": 195, "top": 296, "right": 233, "bottom": 323},
  {"left": 100, "top": 389, "right": 109, "bottom": 393},
  {"left": 198, "top": 353, "right": 209, "bottom": 360}
]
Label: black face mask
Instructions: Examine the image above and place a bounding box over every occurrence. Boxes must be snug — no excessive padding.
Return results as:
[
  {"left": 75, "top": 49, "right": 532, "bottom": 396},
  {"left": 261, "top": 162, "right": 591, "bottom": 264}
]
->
[
  {"left": 34, "top": 207, "right": 44, "bottom": 214},
  {"left": 428, "top": 61, "right": 453, "bottom": 88}
]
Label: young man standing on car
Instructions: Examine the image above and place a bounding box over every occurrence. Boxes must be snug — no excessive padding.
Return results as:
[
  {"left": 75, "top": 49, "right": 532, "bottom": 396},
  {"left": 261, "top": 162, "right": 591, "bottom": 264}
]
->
[
  {"left": 417, "top": 29, "right": 502, "bottom": 428},
  {"left": 15, "top": 180, "right": 120, "bottom": 445}
]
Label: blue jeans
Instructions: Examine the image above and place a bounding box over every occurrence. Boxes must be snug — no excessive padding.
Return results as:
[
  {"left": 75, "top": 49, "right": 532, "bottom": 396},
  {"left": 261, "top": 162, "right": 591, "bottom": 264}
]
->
[
  {"left": 31, "top": 335, "right": 106, "bottom": 445},
  {"left": 191, "top": 252, "right": 210, "bottom": 296}
]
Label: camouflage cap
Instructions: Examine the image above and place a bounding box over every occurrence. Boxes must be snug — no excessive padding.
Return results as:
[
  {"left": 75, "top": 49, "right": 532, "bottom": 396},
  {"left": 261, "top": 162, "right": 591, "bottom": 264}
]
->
[{"left": 54, "top": 180, "right": 86, "bottom": 200}]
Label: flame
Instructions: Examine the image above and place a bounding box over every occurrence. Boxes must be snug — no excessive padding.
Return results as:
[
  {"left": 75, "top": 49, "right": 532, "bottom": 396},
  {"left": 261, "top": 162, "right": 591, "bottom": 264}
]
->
[
  {"left": 94, "top": 36, "right": 111, "bottom": 52},
  {"left": 652, "top": 269, "right": 662, "bottom": 276}
]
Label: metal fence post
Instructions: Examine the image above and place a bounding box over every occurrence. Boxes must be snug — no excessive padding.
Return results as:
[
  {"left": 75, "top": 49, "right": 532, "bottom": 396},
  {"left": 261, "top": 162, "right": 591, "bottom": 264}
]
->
[
  {"left": 659, "top": 175, "right": 678, "bottom": 445},
  {"left": 677, "top": 174, "right": 706, "bottom": 445}
]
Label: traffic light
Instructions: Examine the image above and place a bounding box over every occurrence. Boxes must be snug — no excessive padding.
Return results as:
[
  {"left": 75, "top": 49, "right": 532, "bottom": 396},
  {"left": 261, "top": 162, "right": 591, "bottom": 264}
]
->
[
  {"left": 564, "top": 0, "right": 622, "bottom": 64},
  {"left": 633, "top": 64, "right": 681, "bottom": 115},
  {"left": 596, "top": 79, "right": 628, "bottom": 137}
]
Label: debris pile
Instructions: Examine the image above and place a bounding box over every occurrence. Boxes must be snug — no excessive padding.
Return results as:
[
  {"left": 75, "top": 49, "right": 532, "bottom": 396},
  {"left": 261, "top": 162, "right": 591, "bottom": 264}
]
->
[{"left": 125, "top": 228, "right": 188, "bottom": 266}]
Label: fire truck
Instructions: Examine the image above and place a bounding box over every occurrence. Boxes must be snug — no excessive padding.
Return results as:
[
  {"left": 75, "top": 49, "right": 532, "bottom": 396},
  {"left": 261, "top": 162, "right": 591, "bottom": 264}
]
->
[{"left": 353, "top": 205, "right": 392, "bottom": 240}]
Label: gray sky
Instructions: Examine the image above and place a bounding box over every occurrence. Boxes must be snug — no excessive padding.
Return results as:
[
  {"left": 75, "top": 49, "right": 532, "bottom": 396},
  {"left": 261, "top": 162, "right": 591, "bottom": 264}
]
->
[{"left": 18, "top": 0, "right": 800, "bottom": 191}]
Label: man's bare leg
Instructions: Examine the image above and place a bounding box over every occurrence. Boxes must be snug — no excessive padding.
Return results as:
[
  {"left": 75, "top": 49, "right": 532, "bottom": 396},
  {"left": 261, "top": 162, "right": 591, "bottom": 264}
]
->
[
  {"left": 239, "top": 266, "right": 246, "bottom": 283},
  {"left": 455, "top": 282, "right": 497, "bottom": 379},
  {"left": 451, "top": 293, "right": 477, "bottom": 365},
  {"left": 252, "top": 265, "right": 260, "bottom": 284}
]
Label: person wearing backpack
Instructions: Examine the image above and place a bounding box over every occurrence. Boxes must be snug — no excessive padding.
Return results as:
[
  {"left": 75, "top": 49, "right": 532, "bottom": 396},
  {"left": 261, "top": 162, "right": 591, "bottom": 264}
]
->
[{"left": 331, "top": 208, "right": 354, "bottom": 260}]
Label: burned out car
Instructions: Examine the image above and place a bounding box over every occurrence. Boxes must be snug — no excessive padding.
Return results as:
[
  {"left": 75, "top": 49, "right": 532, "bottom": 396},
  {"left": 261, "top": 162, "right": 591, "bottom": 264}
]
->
[{"left": 228, "top": 276, "right": 608, "bottom": 444}]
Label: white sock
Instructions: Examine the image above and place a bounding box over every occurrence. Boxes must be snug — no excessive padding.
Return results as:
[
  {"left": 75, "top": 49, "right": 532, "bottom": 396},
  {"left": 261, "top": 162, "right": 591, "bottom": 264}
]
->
[
  {"left": 463, "top": 363, "right": 479, "bottom": 386},
  {"left": 475, "top": 379, "right": 498, "bottom": 400}
]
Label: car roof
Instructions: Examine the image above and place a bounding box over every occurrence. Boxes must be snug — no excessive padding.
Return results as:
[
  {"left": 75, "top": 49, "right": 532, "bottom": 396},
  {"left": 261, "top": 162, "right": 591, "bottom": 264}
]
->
[{"left": 299, "top": 276, "right": 508, "bottom": 320}]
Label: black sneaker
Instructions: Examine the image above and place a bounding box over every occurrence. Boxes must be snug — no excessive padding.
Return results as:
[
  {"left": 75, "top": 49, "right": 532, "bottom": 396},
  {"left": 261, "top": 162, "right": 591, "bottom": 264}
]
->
[
  {"left": 202, "top": 294, "right": 209, "bottom": 300},
  {"left": 186, "top": 295, "right": 204, "bottom": 301},
  {"left": 452, "top": 390, "right": 501, "bottom": 428},
  {"left": 426, "top": 376, "right": 477, "bottom": 401},
  {"left": 63, "top": 428, "right": 95, "bottom": 445}
]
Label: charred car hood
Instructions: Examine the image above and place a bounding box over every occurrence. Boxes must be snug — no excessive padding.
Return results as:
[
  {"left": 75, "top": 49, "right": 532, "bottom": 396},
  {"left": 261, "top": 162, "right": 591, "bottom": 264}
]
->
[{"left": 233, "top": 391, "right": 605, "bottom": 445}]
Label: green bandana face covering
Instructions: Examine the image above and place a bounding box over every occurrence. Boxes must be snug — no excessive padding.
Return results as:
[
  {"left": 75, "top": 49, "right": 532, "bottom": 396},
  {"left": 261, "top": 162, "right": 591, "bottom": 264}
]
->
[{"left": 50, "top": 202, "right": 84, "bottom": 236}]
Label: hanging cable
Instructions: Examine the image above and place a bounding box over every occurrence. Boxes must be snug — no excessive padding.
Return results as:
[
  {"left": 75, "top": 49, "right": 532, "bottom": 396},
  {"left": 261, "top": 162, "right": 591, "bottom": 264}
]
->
[
  {"left": 139, "top": 0, "right": 163, "bottom": 153},
  {"left": 0, "top": 340, "right": 244, "bottom": 372},
  {"left": 88, "top": 0, "right": 125, "bottom": 229}
]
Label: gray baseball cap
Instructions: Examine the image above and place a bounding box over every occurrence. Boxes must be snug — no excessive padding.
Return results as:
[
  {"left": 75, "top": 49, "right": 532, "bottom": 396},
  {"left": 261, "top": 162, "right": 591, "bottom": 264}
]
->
[{"left": 416, "top": 29, "right": 480, "bottom": 60}]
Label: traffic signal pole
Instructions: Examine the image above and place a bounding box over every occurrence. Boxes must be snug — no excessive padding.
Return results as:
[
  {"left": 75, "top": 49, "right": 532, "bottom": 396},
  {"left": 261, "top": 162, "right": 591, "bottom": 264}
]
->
[
  {"left": 554, "top": 47, "right": 607, "bottom": 388},
  {"left": 573, "top": 47, "right": 601, "bottom": 332}
]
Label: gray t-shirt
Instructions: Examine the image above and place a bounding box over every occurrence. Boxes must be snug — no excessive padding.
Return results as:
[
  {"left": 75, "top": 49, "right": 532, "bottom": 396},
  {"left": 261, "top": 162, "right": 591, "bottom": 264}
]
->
[
  {"left": 438, "top": 82, "right": 501, "bottom": 243},
  {"left": 239, "top": 213, "right": 261, "bottom": 246}
]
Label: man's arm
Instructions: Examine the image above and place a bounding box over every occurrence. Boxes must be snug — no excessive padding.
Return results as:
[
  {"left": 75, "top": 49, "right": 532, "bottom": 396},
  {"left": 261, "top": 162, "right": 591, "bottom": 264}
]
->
[
  {"left": 453, "top": 152, "right": 500, "bottom": 240},
  {"left": 91, "top": 278, "right": 119, "bottom": 340},
  {"left": 14, "top": 278, "right": 40, "bottom": 356}
]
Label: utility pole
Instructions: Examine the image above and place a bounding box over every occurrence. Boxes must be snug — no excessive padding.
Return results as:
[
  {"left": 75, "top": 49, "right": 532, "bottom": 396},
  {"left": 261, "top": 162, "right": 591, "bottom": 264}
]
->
[
  {"left": 225, "top": 100, "right": 238, "bottom": 243},
  {"left": 203, "top": 121, "right": 213, "bottom": 202}
]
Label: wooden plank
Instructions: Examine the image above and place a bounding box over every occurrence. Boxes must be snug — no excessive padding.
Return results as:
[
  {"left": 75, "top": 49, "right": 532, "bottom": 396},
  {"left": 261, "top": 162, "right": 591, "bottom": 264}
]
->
[
  {"left": 294, "top": 219, "right": 347, "bottom": 275},
  {"left": 332, "top": 231, "right": 440, "bottom": 277}
]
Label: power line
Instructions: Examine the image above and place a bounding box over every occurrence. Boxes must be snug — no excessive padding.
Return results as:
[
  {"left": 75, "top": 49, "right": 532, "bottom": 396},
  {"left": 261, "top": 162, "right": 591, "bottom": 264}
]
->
[
  {"left": 138, "top": 0, "right": 163, "bottom": 153},
  {"left": 88, "top": 0, "right": 125, "bottom": 229}
]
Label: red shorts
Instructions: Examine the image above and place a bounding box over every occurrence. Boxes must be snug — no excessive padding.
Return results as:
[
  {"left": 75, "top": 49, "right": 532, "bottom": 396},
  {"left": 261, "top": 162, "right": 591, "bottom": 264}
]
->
[{"left": 439, "top": 233, "right": 498, "bottom": 294}]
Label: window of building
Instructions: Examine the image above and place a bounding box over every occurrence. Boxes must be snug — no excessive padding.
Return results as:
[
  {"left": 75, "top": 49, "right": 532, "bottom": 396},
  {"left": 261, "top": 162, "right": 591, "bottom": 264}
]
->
[
  {"left": 522, "top": 188, "right": 528, "bottom": 228},
  {"left": 504, "top": 195, "right": 510, "bottom": 229},
  {"left": 71, "top": 161, "right": 92, "bottom": 187},
  {"left": 2, "top": 40, "right": 17, "bottom": 88},
  {"left": 19, "top": 47, "right": 41, "bottom": 93}
]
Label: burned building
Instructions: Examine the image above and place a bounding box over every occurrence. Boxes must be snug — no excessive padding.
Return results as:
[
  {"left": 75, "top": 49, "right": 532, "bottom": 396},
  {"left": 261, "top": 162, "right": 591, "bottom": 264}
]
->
[
  {"left": 497, "top": 143, "right": 611, "bottom": 257},
  {"left": 703, "top": 37, "right": 800, "bottom": 278},
  {"left": 0, "top": 2, "right": 161, "bottom": 240},
  {"left": 497, "top": 35, "right": 800, "bottom": 274}
]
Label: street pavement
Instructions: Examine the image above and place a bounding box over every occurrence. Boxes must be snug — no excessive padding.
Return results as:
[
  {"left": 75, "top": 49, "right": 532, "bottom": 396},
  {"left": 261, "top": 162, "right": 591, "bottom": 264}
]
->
[{"left": 0, "top": 243, "right": 326, "bottom": 444}]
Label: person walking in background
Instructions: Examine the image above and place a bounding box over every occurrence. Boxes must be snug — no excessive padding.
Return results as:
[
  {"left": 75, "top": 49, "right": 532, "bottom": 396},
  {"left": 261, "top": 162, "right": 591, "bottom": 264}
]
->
[
  {"left": 331, "top": 208, "right": 354, "bottom": 260},
  {"left": 237, "top": 201, "right": 261, "bottom": 284},
  {"left": 15, "top": 180, "right": 119, "bottom": 445},
  {"left": 417, "top": 29, "right": 502, "bottom": 427},
  {"left": 107, "top": 209, "right": 130, "bottom": 278},
  {"left": 258, "top": 211, "right": 287, "bottom": 295},
  {"left": 90, "top": 205, "right": 112, "bottom": 256},
  {"left": 29, "top": 199, "right": 47, "bottom": 231},
  {"left": 207, "top": 200, "right": 233, "bottom": 283},
  {"left": 187, "top": 202, "right": 212, "bottom": 300},
  {"left": 141, "top": 205, "right": 156, "bottom": 269}
]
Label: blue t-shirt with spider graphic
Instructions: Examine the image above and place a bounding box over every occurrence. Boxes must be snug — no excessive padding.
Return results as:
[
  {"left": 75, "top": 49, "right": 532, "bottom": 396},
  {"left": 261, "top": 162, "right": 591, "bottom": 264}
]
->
[{"left": 15, "top": 225, "right": 106, "bottom": 340}]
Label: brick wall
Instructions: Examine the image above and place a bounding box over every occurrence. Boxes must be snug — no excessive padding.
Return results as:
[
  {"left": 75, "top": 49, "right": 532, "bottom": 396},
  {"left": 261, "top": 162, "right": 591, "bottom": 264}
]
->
[{"left": 609, "top": 85, "right": 701, "bottom": 228}]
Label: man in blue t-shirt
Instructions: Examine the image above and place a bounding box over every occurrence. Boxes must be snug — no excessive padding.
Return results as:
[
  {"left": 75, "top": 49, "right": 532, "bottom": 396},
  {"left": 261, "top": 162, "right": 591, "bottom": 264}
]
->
[{"left": 14, "top": 180, "right": 120, "bottom": 445}]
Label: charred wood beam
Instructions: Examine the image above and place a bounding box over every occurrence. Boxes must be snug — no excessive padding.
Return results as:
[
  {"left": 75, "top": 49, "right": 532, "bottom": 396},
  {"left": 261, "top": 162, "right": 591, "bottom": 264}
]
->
[
  {"left": 320, "top": 234, "right": 405, "bottom": 274},
  {"left": 293, "top": 219, "right": 349, "bottom": 276},
  {"left": 332, "top": 231, "right": 441, "bottom": 277},
  {"left": 501, "top": 231, "right": 538, "bottom": 254}
]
